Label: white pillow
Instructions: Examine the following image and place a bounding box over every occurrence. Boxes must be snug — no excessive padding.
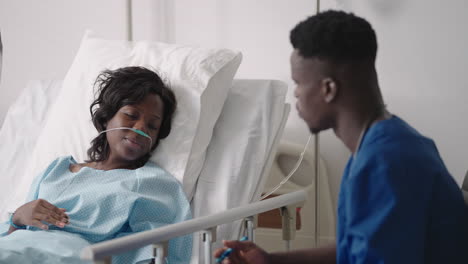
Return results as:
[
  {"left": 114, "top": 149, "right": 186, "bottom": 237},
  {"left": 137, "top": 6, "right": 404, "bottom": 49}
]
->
[
  {"left": 190, "top": 79, "right": 288, "bottom": 263},
  {"left": 12, "top": 31, "right": 241, "bottom": 208}
]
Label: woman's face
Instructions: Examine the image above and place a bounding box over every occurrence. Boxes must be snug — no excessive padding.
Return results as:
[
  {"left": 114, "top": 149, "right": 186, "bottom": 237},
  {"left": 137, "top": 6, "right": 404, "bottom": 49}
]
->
[{"left": 105, "top": 93, "right": 164, "bottom": 163}]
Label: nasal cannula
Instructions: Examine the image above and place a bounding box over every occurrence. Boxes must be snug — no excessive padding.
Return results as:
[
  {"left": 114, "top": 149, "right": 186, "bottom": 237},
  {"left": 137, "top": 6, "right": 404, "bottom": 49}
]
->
[{"left": 98, "top": 127, "right": 152, "bottom": 150}]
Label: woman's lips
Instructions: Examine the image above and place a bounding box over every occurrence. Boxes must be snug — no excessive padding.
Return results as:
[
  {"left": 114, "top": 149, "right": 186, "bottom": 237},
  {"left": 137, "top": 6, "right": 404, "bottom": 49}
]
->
[{"left": 125, "top": 137, "right": 144, "bottom": 149}]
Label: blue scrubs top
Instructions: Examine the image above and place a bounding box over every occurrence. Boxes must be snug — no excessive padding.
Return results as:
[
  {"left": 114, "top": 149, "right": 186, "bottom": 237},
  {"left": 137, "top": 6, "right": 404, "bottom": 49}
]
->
[{"left": 337, "top": 116, "right": 468, "bottom": 264}]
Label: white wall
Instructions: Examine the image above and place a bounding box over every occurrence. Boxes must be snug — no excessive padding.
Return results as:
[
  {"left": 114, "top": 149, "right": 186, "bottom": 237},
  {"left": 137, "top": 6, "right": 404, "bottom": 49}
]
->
[
  {"left": 327, "top": 0, "right": 468, "bottom": 185},
  {"left": 167, "top": 0, "right": 349, "bottom": 208},
  {"left": 168, "top": 0, "right": 468, "bottom": 209},
  {"left": 0, "top": 0, "right": 128, "bottom": 125},
  {"left": 1, "top": 0, "right": 468, "bottom": 212}
]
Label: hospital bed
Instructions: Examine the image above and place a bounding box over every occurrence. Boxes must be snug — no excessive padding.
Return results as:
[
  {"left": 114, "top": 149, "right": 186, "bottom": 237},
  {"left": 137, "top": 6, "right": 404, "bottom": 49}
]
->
[
  {"left": 0, "top": 79, "right": 305, "bottom": 264},
  {"left": 0, "top": 30, "right": 312, "bottom": 263},
  {"left": 0, "top": 0, "right": 339, "bottom": 260}
]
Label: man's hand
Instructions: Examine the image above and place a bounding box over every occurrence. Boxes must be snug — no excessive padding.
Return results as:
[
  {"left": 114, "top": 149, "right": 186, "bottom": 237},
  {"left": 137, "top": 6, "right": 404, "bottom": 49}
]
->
[
  {"left": 12, "top": 199, "right": 69, "bottom": 230},
  {"left": 214, "top": 240, "right": 271, "bottom": 264}
]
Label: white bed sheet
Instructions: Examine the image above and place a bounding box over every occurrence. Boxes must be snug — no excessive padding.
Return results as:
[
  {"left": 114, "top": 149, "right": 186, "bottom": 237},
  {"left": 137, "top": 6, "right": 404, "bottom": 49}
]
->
[{"left": 0, "top": 80, "right": 62, "bottom": 221}]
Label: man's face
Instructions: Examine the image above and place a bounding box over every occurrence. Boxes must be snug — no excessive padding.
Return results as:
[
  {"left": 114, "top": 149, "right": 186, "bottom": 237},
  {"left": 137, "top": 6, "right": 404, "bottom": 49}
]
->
[{"left": 291, "top": 50, "right": 333, "bottom": 134}]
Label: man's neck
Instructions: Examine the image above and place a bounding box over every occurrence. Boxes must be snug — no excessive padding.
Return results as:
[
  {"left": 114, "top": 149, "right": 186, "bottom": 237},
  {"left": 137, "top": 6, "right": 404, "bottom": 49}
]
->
[{"left": 333, "top": 106, "right": 390, "bottom": 154}]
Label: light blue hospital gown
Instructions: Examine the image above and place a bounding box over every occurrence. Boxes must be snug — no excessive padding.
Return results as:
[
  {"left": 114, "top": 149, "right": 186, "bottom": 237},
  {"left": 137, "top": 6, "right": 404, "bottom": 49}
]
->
[
  {"left": 337, "top": 116, "right": 468, "bottom": 263},
  {"left": 0, "top": 156, "right": 192, "bottom": 264}
]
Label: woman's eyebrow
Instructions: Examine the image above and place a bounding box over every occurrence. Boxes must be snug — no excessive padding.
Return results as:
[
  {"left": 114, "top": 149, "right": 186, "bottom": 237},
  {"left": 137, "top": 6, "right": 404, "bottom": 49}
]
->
[{"left": 125, "top": 105, "right": 161, "bottom": 119}]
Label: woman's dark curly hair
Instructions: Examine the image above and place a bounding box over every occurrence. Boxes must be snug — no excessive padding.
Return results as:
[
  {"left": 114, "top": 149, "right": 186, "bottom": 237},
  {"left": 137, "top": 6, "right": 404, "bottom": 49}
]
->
[
  {"left": 290, "top": 10, "right": 377, "bottom": 63},
  {"left": 87, "top": 66, "right": 176, "bottom": 167}
]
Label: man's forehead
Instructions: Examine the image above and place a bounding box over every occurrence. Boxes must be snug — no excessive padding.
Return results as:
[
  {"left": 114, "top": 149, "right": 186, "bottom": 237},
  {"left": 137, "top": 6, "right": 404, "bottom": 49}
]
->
[
  {"left": 291, "top": 50, "right": 319, "bottom": 71},
  {"left": 292, "top": 51, "right": 336, "bottom": 74}
]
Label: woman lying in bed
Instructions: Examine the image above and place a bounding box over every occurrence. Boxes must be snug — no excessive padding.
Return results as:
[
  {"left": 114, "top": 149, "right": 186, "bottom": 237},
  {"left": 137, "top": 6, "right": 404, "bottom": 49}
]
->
[{"left": 0, "top": 66, "right": 192, "bottom": 264}]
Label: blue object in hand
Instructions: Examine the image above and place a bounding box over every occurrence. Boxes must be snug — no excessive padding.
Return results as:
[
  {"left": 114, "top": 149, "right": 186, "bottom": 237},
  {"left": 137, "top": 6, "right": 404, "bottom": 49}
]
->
[{"left": 216, "top": 236, "right": 248, "bottom": 263}]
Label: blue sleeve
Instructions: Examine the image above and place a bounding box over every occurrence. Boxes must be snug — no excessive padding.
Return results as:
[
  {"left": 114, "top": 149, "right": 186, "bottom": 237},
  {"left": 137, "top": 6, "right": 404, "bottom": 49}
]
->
[
  {"left": 0, "top": 158, "right": 61, "bottom": 237},
  {"left": 112, "top": 168, "right": 192, "bottom": 264},
  {"left": 0, "top": 222, "right": 10, "bottom": 236},
  {"left": 343, "top": 147, "right": 431, "bottom": 264}
]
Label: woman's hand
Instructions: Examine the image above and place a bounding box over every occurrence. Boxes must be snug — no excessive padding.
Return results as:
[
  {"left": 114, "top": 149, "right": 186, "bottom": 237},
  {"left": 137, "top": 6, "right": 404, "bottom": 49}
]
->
[
  {"left": 12, "top": 199, "right": 69, "bottom": 230},
  {"left": 214, "top": 240, "right": 271, "bottom": 264}
]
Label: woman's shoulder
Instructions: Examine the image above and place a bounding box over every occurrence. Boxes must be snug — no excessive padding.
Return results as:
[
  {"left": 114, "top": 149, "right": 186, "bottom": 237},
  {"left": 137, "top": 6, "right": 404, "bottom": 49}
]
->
[
  {"left": 141, "top": 160, "right": 169, "bottom": 174},
  {"left": 35, "top": 156, "right": 75, "bottom": 178},
  {"left": 44, "top": 155, "right": 75, "bottom": 170},
  {"left": 68, "top": 163, "right": 87, "bottom": 173},
  {"left": 138, "top": 161, "right": 183, "bottom": 186},
  {"left": 136, "top": 161, "right": 189, "bottom": 204},
  {"left": 49, "top": 155, "right": 75, "bottom": 164}
]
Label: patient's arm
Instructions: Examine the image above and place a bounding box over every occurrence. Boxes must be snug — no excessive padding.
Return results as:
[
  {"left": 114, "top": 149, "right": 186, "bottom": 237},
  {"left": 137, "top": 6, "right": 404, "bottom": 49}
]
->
[
  {"left": 7, "top": 225, "right": 16, "bottom": 235},
  {"left": 214, "top": 241, "right": 336, "bottom": 264},
  {"left": 7, "top": 199, "right": 69, "bottom": 234}
]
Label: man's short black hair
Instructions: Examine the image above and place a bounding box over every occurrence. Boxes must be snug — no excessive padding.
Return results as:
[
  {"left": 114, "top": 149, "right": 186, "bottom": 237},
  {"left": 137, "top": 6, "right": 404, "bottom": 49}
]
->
[{"left": 290, "top": 10, "right": 377, "bottom": 63}]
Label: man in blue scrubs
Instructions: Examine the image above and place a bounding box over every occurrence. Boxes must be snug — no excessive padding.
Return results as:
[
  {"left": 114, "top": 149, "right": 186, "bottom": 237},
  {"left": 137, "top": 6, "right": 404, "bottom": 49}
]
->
[{"left": 215, "top": 10, "right": 468, "bottom": 264}]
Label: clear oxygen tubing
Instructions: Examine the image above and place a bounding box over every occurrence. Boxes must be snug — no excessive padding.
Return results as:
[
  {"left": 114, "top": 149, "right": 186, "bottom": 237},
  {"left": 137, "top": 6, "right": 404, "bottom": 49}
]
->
[
  {"left": 260, "top": 134, "right": 312, "bottom": 200},
  {"left": 98, "top": 127, "right": 152, "bottom": 151}
]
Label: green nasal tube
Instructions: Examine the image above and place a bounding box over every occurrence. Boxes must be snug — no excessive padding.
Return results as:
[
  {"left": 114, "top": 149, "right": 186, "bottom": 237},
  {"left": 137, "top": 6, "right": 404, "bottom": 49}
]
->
[
  {"left": 130, "top": 128, "right": 150, "bottom": 139},
  {"left": 98, "top": 127, "right": 153, "bottom": 150}
]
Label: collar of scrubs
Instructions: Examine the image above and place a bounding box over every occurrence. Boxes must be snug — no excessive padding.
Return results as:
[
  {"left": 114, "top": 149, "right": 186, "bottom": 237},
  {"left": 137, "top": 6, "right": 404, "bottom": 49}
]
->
[{"left": 353, "top": 108, "right": 389, "bottom": 159}]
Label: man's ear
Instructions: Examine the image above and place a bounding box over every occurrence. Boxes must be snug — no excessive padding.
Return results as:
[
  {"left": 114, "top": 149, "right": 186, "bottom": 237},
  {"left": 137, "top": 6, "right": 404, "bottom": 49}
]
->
[{"left": 322, "top": 78, "right": 338, "bottom": 103}]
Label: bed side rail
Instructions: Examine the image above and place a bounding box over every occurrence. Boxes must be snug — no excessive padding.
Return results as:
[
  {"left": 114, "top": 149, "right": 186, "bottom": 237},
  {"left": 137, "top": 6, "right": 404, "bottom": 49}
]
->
[{"left": 81, "top": 189, "right": 307, "bottom": 264}]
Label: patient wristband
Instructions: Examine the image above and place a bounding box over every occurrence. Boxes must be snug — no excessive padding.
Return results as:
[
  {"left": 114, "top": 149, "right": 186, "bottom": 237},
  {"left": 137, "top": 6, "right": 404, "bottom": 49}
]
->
[{"left": 9, "top": 213, "right": 27, "bottom": 229}]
